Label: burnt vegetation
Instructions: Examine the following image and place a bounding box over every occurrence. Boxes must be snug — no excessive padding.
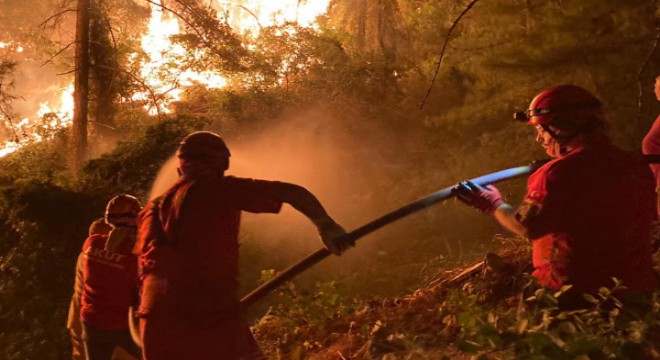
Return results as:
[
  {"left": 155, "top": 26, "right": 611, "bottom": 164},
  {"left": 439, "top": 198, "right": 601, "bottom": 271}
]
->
[{"left": 0, "top": 0, "right": 660, "bottom": 359}]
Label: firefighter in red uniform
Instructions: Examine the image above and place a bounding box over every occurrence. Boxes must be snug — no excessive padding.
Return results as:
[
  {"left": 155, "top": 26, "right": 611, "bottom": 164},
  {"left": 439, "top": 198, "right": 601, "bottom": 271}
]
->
[
  {"left": 80, "top": 195, "right": 142, "bottom": 360},
  {"left": 134, "top": 131, "right": 353, "bottom": 360},
  {"left": 454, "top": 85, "right": 658, "bottom": 303},
  {"left": 69, "top": 218, "right": 112, "bottom": 360},
  {"left": 642, "top": 74, "right": 660, "bottom": 216}
]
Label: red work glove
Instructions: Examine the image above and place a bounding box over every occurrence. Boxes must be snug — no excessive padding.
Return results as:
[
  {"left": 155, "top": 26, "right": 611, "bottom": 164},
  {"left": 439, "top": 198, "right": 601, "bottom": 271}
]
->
[{"left": 452, "top": 180, "right": 505, "bottom": 214}]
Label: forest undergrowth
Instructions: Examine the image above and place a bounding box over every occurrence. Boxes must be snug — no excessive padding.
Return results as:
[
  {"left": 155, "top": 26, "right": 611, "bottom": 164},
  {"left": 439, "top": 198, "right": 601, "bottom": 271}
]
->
[
  {"left": 1, "top": 1, "right": 660, "bottom": 358},
  {"left": 254, "top": 237, "right": 660, "bottom": 360}
]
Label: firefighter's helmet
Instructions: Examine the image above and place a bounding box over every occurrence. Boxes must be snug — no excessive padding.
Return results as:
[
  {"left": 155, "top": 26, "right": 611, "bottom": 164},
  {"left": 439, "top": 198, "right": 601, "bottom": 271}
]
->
[
  {"left": 88, "top": 217, "right": 112, "bottom": 236},
  {"left": 177, "top": 131, "right": 230, "bottom": 160},
  {"left": 514, "top": 85, "right": 604, "bottom": 128},
  {"left": 105, "top": 194, "right": 141, "bottom": 227},
  {"left": 177, "top": 131, "right": 231, "bottom": 172}
]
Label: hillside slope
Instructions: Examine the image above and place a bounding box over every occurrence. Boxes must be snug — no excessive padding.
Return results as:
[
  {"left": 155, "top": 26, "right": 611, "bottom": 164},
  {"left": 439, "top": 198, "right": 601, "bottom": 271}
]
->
[{"left": 254, "top": 241, "right": 660, "bottom": 360}]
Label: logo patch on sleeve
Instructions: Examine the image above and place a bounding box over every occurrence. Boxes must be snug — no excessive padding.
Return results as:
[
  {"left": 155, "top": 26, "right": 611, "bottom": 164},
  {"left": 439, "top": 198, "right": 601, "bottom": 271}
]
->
[{"left": 516, "top": 199, "right": 542, "bottom": 227}]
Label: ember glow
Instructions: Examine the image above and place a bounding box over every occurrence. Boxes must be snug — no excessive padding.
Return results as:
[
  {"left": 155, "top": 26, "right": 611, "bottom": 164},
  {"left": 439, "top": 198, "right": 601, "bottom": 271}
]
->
[
  {"left": 0, "top": 0, "right": 331, "bottom": 157},
  {"left": 37, "top": 84, "right": 75, "bottom": 128},
  {"left": 132, "top": 0, "right": 331, "bottom": 114},
  {"left": 0, "top": 41, "right": 24, "bottom": 53},
  {"left": 0, "top": 84, "right": 74, "bottom": 157},
  {"left": 129, "top": 1, "right": 228, "bottom": 115}
]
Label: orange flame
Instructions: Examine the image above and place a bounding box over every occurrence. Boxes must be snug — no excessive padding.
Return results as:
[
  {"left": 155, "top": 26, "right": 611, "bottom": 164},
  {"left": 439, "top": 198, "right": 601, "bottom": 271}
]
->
[
  {"left": 0, "top": 84, "right": 74, "bottom": 157},
  {"left": 217, "top": 0, "right": 331, "bottom": 35},
  {"left": 0, "top": 0, "right": 330, "bottom": 157},
  {"left": 130, "top": 1, "right": 228, "bottom": 115}
]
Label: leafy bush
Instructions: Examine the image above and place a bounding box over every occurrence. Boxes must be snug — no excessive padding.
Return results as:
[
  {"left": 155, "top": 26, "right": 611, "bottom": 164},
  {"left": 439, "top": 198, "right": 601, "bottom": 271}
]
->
[
  {"left": 0, "top": 130, "right": 69, "bottom": 187},
  {"left": 0, "top": 181, "right": 95, "bottom": 360},
  {"left": 0, "top": 116, "right": 206, "bottom": 359},
  {"left": 78, "top": 115, "right": 207, "bottom": 199},
  {"left": 454, "top": 279, "right": 660, "bottom": 359},
  {"left": 254, "top": 270, "right": 362, "bottom": 357}
]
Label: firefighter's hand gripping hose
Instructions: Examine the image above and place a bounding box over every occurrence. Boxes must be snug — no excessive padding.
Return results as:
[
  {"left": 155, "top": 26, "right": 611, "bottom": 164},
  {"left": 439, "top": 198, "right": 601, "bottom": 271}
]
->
[
  {"left": 318, "top": 221, "right": 352, "bottom": 255},
  {"left": 452, "top": 180, "right": 506, "bottom": 214},
  {"left": 240, "top": 160, "right": 549, "bottom": 307}
]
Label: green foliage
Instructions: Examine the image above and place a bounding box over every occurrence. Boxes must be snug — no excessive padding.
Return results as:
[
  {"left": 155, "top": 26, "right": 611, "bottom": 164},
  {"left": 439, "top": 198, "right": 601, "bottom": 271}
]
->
[
  {"left": 78, "top": 115, "right": 207, "bottom": 199},
  {"left": 170, "top": 0, "right": 250, "bottom": 71},
  {"left": 0, "top": 115, "right": 207, "bottom": 359},
  {"left": 255, "top": 270, "right": 361, "bottom": 356},
  {"left": 178, "top": 87, "right": 290, "bottom": 129},
  {"left": 0, "top": 129, "right": 69, "bottom": 186},
  {"left": 259, "top": 269, "right": 356, "bottom": 328},
  {"left": 1, "top": 1, "right": 659, "bottom": 358},
  {"left": 412, "top": 0, "right": 659, "bottom": 149},
  {"left": 452, "top": 279, "right": 660, "bottom": 359},
  {"left": 0, "top": 180, "right": 95, "bottom": 360}
]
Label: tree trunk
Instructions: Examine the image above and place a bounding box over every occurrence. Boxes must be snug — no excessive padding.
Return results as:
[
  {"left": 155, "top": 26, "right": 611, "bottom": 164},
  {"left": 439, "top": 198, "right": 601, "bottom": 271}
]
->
[
  {"left": 70, "top": 0, "right": 90, "bottom": 176},
  {"left": 90, "top": 0, "right": 117, "bottom": 133}
]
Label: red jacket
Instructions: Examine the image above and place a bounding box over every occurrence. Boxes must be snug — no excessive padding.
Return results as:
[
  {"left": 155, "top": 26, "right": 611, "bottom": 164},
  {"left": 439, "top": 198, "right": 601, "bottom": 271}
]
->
[
  {"left": 135, "top": 175, "right": 282, "bottom": 317},
  {"left": 516, "top": 140, "right": 658, "bottom": 294},
  {"left": 80, "top": 231, "right": 138, "bottom": 329},
  {"left": 643, "top": 114, "right": 660, "bottom": 189}
]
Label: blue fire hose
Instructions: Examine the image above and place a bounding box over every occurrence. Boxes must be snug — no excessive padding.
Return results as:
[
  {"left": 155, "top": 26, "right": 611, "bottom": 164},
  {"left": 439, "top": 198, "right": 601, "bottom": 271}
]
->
[{"left": 241, "top": 161, "right": 548, "bottom": 306}]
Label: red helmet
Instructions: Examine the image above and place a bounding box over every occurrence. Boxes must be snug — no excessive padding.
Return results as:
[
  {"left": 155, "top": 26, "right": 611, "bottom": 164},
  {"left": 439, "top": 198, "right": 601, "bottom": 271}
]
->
[
  {"left": 105, "top": 194, "right": 141, "bottom": 227},
  {"left": 514, "top": 85, "right": 604, "bottom": 126},
  {"left": 177, "top": 131, "right": 230, "bottom": 160},
  {"left": 177, "top": 131, "right": 231, "bottom": 172},
  {"left": 88, "top": 217, "right": 112, "bottom": 236}
]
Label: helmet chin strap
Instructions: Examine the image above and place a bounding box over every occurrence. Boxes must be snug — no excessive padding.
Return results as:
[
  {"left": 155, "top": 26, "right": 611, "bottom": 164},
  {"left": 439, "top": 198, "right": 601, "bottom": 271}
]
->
[
  {"left": 547, "top": 139, "right": 568, "bottom": 157},
  {"left": 540, "top": 124, "right": 576, "bottom": 156}
]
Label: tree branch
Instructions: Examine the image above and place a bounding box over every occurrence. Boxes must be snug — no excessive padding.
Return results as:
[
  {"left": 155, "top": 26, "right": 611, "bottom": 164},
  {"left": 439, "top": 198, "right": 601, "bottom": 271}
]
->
[
  {"left": 0, "top": 106, "right": 19, "bottom": 142},
  {"left": 218, "top": 2, "right": 263, "bottom": 30},
  {"left": 144, "top": 0, "right": 246, "bottom": 70},
  {"left": 57, "top": 69, "right": 78, "bottom": 75},
  {"left": 107, "top": 20, "right": 120, "bottom": 93},
  {"left": 96, "top": 64, "right": 163, "bottom": 119},
  {"left": 144, "top": 0, "right": 213, "bottom": 47},
  {"left": 89, "top": 120, "right": 117, "bottom": 130},
  {"left": 42, "top": 41, "right": 76, "bottom": 67},
  {"left": 419, "top": 0, "right": 479, "bottom": 110},
  {"left": 39, "top": 9, "right": 77, "bottom": 30}
]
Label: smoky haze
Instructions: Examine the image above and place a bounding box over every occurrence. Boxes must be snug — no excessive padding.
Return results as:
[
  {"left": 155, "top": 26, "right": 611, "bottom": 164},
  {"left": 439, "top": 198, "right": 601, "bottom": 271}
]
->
[{"left": 148, "top": 105, "right": 515, "bottom": 300}]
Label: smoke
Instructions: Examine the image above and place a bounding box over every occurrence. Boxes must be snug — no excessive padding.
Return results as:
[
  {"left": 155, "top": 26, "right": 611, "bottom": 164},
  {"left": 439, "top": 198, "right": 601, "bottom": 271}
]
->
[
  {"left": 150, "top": 104, "right": 413, "bottom": 243},
  {"left": 147, "top": 104, "right": 508, "bottom": 299}
]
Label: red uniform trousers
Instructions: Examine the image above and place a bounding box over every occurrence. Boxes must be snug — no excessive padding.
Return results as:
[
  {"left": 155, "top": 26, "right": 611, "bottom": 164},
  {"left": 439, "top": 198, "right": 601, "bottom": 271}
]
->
[{"left": 140, "top": 313, "right": 264, "bottom": 360}]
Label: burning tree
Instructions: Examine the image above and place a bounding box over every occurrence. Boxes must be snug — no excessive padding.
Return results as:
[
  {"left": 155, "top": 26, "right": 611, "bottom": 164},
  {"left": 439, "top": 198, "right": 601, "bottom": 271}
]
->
[
  {"left": 0, "top": 60, "right": 18, "bottom": 145},
  {"left": 0, "top": 0, "right": 335, "bottom": 163},
  {"left": 0, "top": 1, "right": 659, "bottom": 359}
]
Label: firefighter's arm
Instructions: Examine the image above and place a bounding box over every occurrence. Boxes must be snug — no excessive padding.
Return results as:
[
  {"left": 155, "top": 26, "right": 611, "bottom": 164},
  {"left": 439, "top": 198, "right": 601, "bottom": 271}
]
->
[
  {"left": 67, "top": 253, "right": 84, "bottom": 336},
  {"left": 452, "top": 181, "right": 529, "bottom": 237},
  {"left": 268, "top": 182, "right": 353, "bottom": 255},
  {"left": 492, "top": 204, "right": 529, "bottom": 238}
]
